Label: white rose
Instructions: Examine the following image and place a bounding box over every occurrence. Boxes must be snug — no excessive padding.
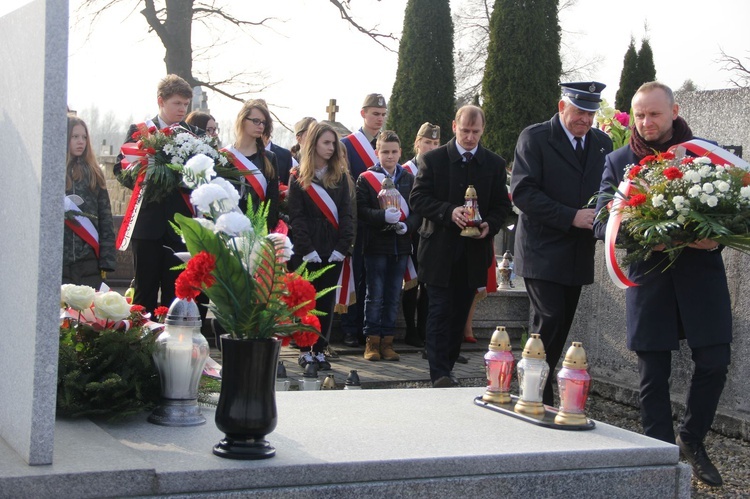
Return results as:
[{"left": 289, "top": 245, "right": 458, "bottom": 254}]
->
[
  {"left": 93, "top": 291, "right": 131, "bottom": 321},
  {"left": 694, "top": 156, "right": 712, "bottom": 165},
  {"left": 61, "top": 284, "right": 96, "bottom": 311},
  {"left": 191, "top": 183, "right": 229, "bottom": 213},
  {"left": 706, "top": 195, "right": 719, "bottom": 207},
  {"left": 672, "top": 195, "right": 685, "bottom": 207},
  {"left": 715, "top": 180, "right": 730, "bottom": 193},
  {"left": 685, "top": 171, "right": 702, "bottom": 183},
  {"left": 688, "top": 185, "right": 701, "bottom": 198},
  {"left": 666, "top": 209, "right": 674, "bottom": 216},
  {"left": 702, "top": 182, "right": 714, "bottom": 194},
  {"left": 741, "top": 186, "right": 750, "bottom": 199},
  {"left": 184, "top": 154, "right": 216, "bottom": 178},
  {"left": 677, "top": 214, "right": 686, "bottom": 224},
  {"left": 215, "top": 212, "right": 253, "bottom": 236},
  {"left": 699, "top": 165, "right": 712, "bottom": 178}
]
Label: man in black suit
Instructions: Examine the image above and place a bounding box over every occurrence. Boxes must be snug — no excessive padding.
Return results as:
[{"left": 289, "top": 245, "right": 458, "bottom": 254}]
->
[
  {"left": 511, "top": 82, "right": 613, "bottom": 406},
  {"left": 410, "top": 105, "right": 512, "bottom": 387},
  {"left": 594, "top": 82, "right": 731, "bottom": 487},
  {"left": 114, "top": 74, "right": 204, "bottom": 313}
]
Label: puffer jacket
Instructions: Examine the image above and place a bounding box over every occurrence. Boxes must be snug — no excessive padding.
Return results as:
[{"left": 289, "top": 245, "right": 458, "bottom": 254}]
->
[{"left": 356, "top": 164, "right": 420, "bottom": 256}]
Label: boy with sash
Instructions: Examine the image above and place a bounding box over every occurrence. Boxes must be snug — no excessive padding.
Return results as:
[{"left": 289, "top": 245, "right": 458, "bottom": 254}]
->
[
  {"left": 340, "top": 93, "right": 388, "bottom": 347},
  {"left": 114, "top": 74, "right": 203, "bottom": 314},
  {"left": 355, "top": 131, "right": 420, "bottom": 361}
]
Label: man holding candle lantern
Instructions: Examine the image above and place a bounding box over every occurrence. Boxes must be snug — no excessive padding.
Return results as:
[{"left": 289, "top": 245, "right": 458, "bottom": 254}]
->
[{"left": 410, "top": 105, "right": 512, "bottom": 388}]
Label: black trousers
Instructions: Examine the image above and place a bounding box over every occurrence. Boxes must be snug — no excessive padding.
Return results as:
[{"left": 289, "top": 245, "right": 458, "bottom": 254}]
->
[
  {"left": 636, "top": 344, "right": 730, "bottom": 444},
  {"left": 402, "top": 281, "right": 428, "bottom": 339},
  {"left": 131, "top": 238, "right": 184, "bottom": 313},
  {"left": 425, "top": 269, "right": 475, "bottom": 382},
  {"left": 524, "top": 278, "right": 582, "bottom": 406}
]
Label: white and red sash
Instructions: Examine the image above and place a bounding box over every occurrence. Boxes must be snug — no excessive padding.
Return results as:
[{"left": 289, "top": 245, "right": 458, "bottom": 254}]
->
[
  {"left": 300, "top": 179, "right": 356, "bottom": 310},
  {"left": 402, "top": 159, "right": 418, "bottom": 176},
  {"left": 222, "top": 145, "right": 268, "bottom": 201},
  {"left": 360, "top": 170, "right": 409, "bottom": 220},
  {"left": 604, "top": 141, "right": 748, "bottom": 289},
  {"left": 64, "top": 196, "right": 99, "bottom": 257},
  {"left": 345, "top": 130, "right": 378, "bottom": 168}
]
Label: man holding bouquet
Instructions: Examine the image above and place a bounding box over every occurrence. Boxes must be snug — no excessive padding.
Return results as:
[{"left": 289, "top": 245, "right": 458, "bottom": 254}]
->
[{"left": 593, "top": 81, "right": 732, "bottom": 487}]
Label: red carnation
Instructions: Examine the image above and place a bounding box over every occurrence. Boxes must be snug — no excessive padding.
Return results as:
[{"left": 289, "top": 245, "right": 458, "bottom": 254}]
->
[
  {"left": 278, "top": 335, "right": 292, "bottom": 347},
  {"left": 626, "top": 193, "right": 647, "bottom": 207},
  {"left": 658, "top": 151, "right": 675, "bottom": 161},
  {"left": 681, "top": 157, "right": 694, "bottom": 165},
  {"left": 627, "top": 165, "right": 643, "bottom": 180},
  {"left": 281, "top": 273, "right": 316, "bottom": 318},
  {"left": 639, "top": 155, "right": 657, "bottom": 165},
  {"left": 130, "top": 304, "right": 145, "bottom": 314},
  {"left": 131, "top": 130, "right": 142, "bottom": 140},
  {"left": 186, "top": 251, "right": 216, "bottom": 288},
  {"left": 175, "top": 271, "right": 200, "bottom": 300},
  {"left": 161, "top": 127, "right": 174, "bottom": 136},
  {"left": 663, "top": 167, "right": 683, "bottom": 180},
  {"left": 154, "top": 306, "right": 169, "bottom": 321}
]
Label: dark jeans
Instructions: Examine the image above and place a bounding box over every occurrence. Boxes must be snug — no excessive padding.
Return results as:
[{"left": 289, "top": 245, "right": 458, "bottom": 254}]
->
[
  {"left": 363, "top": 254, "right": 408, "bottom": 337},
  {"left": 425, "top": 274, "right": 475, "bottom": 382},
  {"left": 524, "top": 278, "right": 582, "bottom": 406},
  {"left": 340, "top": 229, "right": 366, "bottom": 337},
  {"left": 637, "top": 344, "right": 730, "bottom": 444}
]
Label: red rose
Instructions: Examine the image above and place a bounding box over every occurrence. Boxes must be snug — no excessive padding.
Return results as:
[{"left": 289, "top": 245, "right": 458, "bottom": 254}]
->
[
  {"left": 662, "top": 167, "right": 683, "bottom": 180},
  {"left": 627, "top": 165, "right": 643, "bottom": 180},
  {"left": 626, "top": 193, "right": 647, "bottom": 207},
  {"left": 148, "top": 125, "right": 157, "bottom": 133},
  {"left": 131, "top": 130, "right": 142, "bottom": 140},
  {"left": 281, "top": 273, "right": 316, "bottom": 318},
  {"left": 161, "top": 127, "right": 174, "bottom": 136}
]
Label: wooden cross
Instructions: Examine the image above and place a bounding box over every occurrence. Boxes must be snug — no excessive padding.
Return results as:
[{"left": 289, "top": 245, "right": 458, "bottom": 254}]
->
[{"left": 326, "top": 99, "right": 339, "bottom": 122}]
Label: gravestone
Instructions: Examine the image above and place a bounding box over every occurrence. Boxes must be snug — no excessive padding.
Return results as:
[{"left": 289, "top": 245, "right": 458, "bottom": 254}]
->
[{"left": 0, "top": 0, "right": 68, "bottom": 465}]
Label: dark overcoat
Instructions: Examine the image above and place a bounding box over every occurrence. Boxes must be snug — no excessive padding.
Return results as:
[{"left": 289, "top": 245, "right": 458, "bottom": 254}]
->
[
  {"left": 410, "top": 138, "right": 512, "bottom": 289},
  {"left": 593, "top": 145, "right": 733, "bottom": 351},
  {"left": 511, "top": 114, "right": 613, "bottom": 286}
]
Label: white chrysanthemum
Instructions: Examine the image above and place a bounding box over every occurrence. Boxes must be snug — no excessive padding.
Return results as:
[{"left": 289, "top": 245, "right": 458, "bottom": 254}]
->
[
  {"left": 693, "top": 156, "right": 712, "bottom": 165},
  {"left": 715, "top": 180, "right": 731, "bottom": 193},
  {"left": 651, "top": 193, "right": 665, "bottom": 208},
  {"left": 184, "top": 153, "right": 216, "bottom": 178},
  {"left": 174, "top": 132, "right": 192, "bottom": 144},
  {"left": 210, "top": 177, "right": 241, "bottom": 208},
  {"left": 195, "top": 218, "right": 216, "bottom": 232},
  {"left": 215, "top": 212, "right": 252, "bottom": 236},
  {"left": 685, "top": 170, "right": 702, "bottom": 183},
  {"left": 702, "top": 182, "right": 715, "bottom": 194},
  {"left": 163, "top": 144, "right": 174, "bottom": 155},
  {"left": 267, "top": 233, "right": 293, "bottom": 263},
  {"left": 688, "top": 185, "right": 702, "bottom": 198},
  {"left": 706, "top": 195, "right": 719, "bottom": 207},
  {"left": 191, "top": 183, "right": 229, "bottom": 213},
  {"left": 740, "top": 186, "right": 750, "bottom": 199},
  {"left": 699, "top": 165, "right": 712, "bottom": 178},
  {"left": 218, "top": 155, "right": 228, "bottom": 166}
]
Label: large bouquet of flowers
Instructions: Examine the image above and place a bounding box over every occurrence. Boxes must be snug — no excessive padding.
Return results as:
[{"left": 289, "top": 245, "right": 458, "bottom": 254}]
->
[
  {"left": 172, "top": 155, "right": 331, "bottom": 347},
  {"left": 58, "top": 285, "right": 164, "bottom": 419},
  {"left": 120, "top": 122, "right": 228, "bottom": 204},
  {"left": 598, "top": 150, "right": 750, "bottom": 266},
  {"left": 595, "top": 99, "right": 632, "bottom": 150}
]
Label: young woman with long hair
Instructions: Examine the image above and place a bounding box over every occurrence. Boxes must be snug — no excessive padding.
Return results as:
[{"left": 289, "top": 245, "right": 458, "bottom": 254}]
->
[
  {"left": 63, "top": 115, "right": 116, "bottom": 287},
  {"left": 287, "top": 122, "right": 355, "bottom": 370}
]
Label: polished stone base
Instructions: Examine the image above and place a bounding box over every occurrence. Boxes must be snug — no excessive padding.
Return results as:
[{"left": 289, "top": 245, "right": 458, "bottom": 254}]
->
[{"left": 147, "top": 399, "right": 206, "bottom": 427}]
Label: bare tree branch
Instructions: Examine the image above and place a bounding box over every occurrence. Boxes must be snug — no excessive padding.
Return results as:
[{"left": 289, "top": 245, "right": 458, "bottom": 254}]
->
[
  {"left": 327, "top": 0, "right": 398, "bottom": 53},
  {"left": 717, "top": 48, "right": 750, "bottom": 88}
]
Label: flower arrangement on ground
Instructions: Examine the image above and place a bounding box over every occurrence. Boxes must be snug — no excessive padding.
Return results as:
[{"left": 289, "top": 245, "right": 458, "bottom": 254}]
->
[
  {"left": 120, "top": 122, "right": 229, "bottom": 204},
  {"left": 597, "top": 151, "right": 750, "bottom": 265},
  {"left": 172, "top": 154, "right": 332, "bottom": 348},
  {"left": 596, "top": 99, "right": 632, "bottom": 150},
  {"left": 57, "top": 285, "right": 164, "bottom": 419}
]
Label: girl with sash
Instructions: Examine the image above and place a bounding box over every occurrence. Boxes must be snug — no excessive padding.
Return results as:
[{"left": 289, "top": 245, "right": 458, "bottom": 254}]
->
[
  {"left": 401, "top": 122, "right": 440, "bottom": 348},
  {"left": 63, "top": 116, "right": 116, "bottom": 287},
  {"left": 222, "top": 100, "right": 279, "bottom": 232},
  {"left": 356, "top": 131, "right": 421, "bottom": 362},
  {"left": 288, "top": 123, "right": 355, "bottom": 370}
]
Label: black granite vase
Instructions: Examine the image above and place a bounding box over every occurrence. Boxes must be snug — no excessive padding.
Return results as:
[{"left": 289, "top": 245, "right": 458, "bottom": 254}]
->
[{"left": 213, "top": 335, "right": 280, "bottom": 460}]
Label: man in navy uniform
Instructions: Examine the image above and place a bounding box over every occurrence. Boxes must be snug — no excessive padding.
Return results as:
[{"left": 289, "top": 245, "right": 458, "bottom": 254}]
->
[
  {"left": 594, "top": 82, "right": 731, "bottom": 487},
  {"left": 511, "top": 82, "right": 613, "bottom": 406},
  {"left": 339, "top": 93, "right": 388, "bottom": 347},
  {"left": 411, "top": 105, "right": 512, "bottom": 387}
]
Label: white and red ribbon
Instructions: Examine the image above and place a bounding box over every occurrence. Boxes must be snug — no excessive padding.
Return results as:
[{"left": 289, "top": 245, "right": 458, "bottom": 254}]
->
[
  {"left": 222, "top": 146, "right": 268, "bottom": 202},
  {"left": 604, "top": 179, "right": 640, "bottom": 289},
  {"left": 64, "top": 196, "right": 100, "bottom": 257},
  {"left": 403, "top": 159, "right": 418, "bottom": 176},
  {"left": 346, "top": 130, "right": 377, "bottom": 168},
  {"left": 671, "top": 139, "right": 750, "bottom": 171}
]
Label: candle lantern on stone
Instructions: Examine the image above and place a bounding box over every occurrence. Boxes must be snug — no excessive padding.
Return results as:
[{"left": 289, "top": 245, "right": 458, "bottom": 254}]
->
[
  {"left": 322, "top": 374, "right": 337, "bottom": 390},
  {"left": 483, "top": 326, "right": 515, "bottom": 404},
  {"left": 149, "top": 297, "right": 210, "bottom": 426},
  {"left": 555, "top": 342, "right": 592, "bottom": 425},
  {"left": 497, "top": 251, "right": 514, "bottom": 289},
  {"left": 275, "top": 361, "right": 290, "bottom": 392},
  {"left": 514, "top": 333, "right": 550, "bottom": 416},
  {"left": 299, "top": 362, "right": 321, "bottom": 391},
  {"left": 344, "top": 370, "right": 362, "bottom": 390},
  {"left": 460, "top": 185, "right": 482, "bottom": 237}
]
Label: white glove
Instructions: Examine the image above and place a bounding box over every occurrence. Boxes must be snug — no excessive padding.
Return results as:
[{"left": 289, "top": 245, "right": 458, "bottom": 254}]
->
[
  {"left": 302, "top": 251, "right": 322, "bottom": 263},
  {"left": 328, "top": 250, "right": 345, "bottom": 262},
  {"left": 395, "top": 222, "right": 408, "bottom": 235},
  {"left": 384, "top": 207, "right": 401, "bottom": 224}
]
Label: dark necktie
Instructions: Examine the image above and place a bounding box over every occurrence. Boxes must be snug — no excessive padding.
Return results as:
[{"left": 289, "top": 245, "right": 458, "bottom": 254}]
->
[
  {"left": 574, "top": 137, "right": 584, "bottom": 164},
  {"left": 463, "top": 151, "right": 473, "bottom": 163},
  {"left": 370, "top": 138, "right": 377, "bottom": 150}
]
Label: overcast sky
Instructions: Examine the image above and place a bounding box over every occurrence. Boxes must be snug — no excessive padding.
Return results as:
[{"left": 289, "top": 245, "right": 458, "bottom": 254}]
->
[{"left": 2, "top": 0, "right": 749, "bottom": 148}]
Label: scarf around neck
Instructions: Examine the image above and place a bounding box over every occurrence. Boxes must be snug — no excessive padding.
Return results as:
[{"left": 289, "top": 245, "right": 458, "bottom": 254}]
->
[{"left": 629, "top": 116, "right": 693, "bottom": 158}]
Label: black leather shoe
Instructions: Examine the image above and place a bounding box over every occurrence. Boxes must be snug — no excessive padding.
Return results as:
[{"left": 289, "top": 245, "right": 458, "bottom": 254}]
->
[
  {"left": 432, "top": 376, "right": 459, "bottom": 388},
  {"left": 343, "top": 334, "right": 359, "bottom": 348},
  {"left": 676, "top": 436, "right": 723, "bottom": 487}
]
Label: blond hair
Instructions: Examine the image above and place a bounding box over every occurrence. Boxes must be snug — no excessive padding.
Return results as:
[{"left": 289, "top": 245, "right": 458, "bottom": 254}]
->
[
  {"left": 232, "top": 99, "right": 275, "bottom": 179},
  {"left": 297, "top": 122, "right": 347, "bottom": 189}
]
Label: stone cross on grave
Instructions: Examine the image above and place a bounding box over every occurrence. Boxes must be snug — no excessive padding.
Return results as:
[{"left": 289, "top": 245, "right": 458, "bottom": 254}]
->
[{"left": 326, "top": 99, "right": 339, "bottom": 122}]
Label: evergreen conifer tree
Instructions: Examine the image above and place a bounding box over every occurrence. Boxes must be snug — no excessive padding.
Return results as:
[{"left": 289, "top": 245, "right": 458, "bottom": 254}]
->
[
  {"left": 480, "top": 0, "right": 561, "bottom": 160},
  {"left": 636, "top": 38, "right": 657, "bottom": 86},
  {"left": 615, "top": 38, "right": 640, "bottom": 111},
  {"left": 387, "top": 0, "right": 455, "bottom": 157}
]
